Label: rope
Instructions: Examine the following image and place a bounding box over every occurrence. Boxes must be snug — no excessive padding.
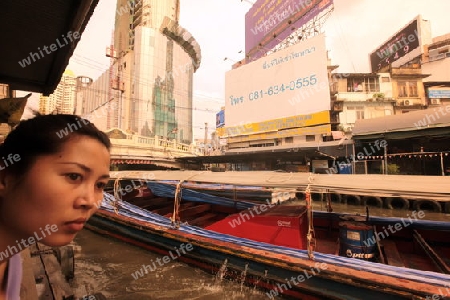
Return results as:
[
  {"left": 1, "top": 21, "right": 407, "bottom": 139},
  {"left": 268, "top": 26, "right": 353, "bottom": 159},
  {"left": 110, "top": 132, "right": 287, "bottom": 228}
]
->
[
  {"left": 170, "top": 172, "right": 206, "bottom": 229},
  {"left": 171, "top": 180, "right": 183, "bottom": 229},
  {"left": 305, "top": 173, "right": 316, "bottom": 260},
  {"left": 112, "top": 177, "right": 122, "bottom": 215}
]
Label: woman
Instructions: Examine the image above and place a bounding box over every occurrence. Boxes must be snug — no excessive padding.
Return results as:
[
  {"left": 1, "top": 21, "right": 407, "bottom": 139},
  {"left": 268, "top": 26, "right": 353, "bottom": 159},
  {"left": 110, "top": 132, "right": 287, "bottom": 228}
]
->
[{"left": 0, "top": 114, "right": 111, "bottom": 300}]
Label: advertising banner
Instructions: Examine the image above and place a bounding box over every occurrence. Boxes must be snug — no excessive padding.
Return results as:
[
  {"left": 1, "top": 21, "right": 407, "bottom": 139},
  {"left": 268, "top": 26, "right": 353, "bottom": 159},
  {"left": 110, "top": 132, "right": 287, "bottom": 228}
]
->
[
  {"left": 245, "top": 0, "right": 333, "bottom": 60},
  {"left": 225, "top": 34, "right": 330, "bottom": 128}
]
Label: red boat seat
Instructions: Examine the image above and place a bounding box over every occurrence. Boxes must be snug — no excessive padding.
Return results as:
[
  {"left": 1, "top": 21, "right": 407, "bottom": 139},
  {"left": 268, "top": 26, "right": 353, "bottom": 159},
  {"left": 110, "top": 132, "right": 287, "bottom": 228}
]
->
[{"left": 206, "top": 205, "right": 308, "bottom": 250}]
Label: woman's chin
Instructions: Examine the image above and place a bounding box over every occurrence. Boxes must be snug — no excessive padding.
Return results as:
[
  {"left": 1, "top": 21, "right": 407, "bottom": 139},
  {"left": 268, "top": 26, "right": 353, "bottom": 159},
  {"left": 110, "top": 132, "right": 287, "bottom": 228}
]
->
[{"left": 39, "top": 233, "right": 78, "bottom": 247}]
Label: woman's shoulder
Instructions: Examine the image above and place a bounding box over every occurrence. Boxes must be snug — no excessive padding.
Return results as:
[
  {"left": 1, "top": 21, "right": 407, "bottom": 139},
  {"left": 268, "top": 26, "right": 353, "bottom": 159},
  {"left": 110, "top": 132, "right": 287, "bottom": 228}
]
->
[{"left": 6, "top": 253, "right": 22, "bottom": 300}]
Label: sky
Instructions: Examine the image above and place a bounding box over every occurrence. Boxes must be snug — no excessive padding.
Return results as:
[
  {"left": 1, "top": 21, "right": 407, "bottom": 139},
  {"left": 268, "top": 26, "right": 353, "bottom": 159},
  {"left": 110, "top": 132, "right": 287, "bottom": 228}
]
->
[{"left": 24, "top": 0, "right": 450, "bottom": 138}]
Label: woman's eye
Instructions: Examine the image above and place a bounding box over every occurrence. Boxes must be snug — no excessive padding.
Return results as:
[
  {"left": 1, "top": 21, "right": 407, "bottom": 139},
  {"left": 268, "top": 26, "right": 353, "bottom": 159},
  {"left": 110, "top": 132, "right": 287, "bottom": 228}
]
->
[
  {"left": 96, "top": 182, "right": 107, "bottom": 190},
  {"left": 66, "top": 173, "right": 82, "bottom": 181}
]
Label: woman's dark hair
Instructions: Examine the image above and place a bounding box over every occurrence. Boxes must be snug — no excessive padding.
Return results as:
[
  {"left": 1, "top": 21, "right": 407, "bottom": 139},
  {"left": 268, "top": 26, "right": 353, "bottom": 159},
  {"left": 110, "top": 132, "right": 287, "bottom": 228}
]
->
[{"left": 0, "top": 114, "right": 111, "bottom": 177}]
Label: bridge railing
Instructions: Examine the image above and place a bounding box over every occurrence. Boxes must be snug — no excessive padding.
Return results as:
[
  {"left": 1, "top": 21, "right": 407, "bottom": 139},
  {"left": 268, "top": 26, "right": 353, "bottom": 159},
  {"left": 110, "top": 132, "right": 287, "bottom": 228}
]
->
[{"left": 110, "top": 134, "right": 196, "bottom": 155}]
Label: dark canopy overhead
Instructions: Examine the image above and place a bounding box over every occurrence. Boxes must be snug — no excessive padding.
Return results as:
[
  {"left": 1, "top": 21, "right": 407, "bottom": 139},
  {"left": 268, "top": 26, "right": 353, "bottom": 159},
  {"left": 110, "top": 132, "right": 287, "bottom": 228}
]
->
[
  {"left": 0, "top": 0, "right": 99, "bottom": 95},
  {"left": 352, "top": 108, "right": 450, "bottom": 140}
]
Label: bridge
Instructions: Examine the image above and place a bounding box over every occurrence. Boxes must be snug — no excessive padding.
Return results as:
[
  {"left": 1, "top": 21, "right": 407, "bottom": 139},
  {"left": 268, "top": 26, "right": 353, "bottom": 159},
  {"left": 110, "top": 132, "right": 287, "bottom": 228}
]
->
[{"left": 106, "top": 128, "right": 200, "bottom": 169}]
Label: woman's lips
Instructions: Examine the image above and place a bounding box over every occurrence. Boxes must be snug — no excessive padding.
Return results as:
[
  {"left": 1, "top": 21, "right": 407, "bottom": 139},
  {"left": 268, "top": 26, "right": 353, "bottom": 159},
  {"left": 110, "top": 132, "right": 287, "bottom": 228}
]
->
[{"left": 64, "top": 218, "right": 87, "bottom": 232}]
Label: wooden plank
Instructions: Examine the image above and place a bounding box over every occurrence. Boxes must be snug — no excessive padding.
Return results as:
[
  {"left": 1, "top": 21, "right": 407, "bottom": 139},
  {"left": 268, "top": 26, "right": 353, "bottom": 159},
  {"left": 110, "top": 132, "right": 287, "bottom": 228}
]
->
[
  {"left": 129, "top": 196, "right": 168, "bottom": 207},
  {"left": 189, "top": 213, "right": 219, "bottom": 227},
  {"left": 381, "top": 239, "right": 405, "bottom": 267},
  {"left": 36, "top": 243, "right": 74, "bottom": 300},
  {"left": 31, "top": 243, "right": 54, "bottom": 300},
  {"left": 20, "top": 247, "right": 39, "bottom": 300},
  {"left": 413, "top": 230, "right": 450, "bottom": 274},
  {"left": 151, "top": 202, "right": 195, "bottom": 215},
  {"left": 180, "top": 204, "right": 211, "bottom": 219}
]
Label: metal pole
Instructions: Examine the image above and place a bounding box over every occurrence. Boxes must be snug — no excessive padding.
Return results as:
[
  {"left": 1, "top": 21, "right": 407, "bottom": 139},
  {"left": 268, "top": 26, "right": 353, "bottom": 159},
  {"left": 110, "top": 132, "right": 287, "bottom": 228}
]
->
[
  {"left": 384, "top": 145, "right": 388, "bottom": 175},
  {"left": 203, "top": 122, "right": 208, "bottom": 155},
  {"left": 440, "top": 152, "right": 445, "bottom": 176},
  {"left": 352, "top": 142, "right": 356, "bottom": 174}
]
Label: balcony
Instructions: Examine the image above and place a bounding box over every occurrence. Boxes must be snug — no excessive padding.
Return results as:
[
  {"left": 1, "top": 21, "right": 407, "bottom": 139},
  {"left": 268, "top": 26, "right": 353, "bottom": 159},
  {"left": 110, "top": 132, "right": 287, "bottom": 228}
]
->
[
  {"left": 331, "top": 101, "right": 343, "bottom": 112},
  {"left": 391, "top": 67, "right": 429, "bottom": 79},
  {"left": 336, "top": 92, "right": 375, "bottom": 102}
]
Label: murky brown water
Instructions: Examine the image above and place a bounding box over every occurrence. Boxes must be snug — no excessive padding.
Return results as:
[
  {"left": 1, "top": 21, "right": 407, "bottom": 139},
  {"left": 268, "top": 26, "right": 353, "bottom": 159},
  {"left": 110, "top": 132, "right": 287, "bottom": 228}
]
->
[{"left": 71, "top": 229, "right": 267, "bottom": 300}]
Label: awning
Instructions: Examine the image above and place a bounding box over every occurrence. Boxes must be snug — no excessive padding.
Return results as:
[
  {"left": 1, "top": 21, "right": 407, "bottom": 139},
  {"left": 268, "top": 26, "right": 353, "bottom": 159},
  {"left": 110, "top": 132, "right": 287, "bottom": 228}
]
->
[
  {"left": 353, "top": 108, "right": 450, "bottom": 139},
  {"left": 110, "top": 159, "right": 181, "bottom": 169},
  {"left": 0, "top": 0, "right": 99, "bottom": 95}
]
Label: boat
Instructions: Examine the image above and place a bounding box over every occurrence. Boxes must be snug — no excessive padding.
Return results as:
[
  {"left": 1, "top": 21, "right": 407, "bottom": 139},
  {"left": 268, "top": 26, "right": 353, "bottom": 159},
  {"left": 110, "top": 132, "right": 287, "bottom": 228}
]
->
[
  {"left": 108, "top": 170, "right": 450, "bottom": 214},
  {"left": 86, "top": 173, "right": 450, "bottom": 299},
  {"left": 140, "top": 179, "right": 297, "bottom": 204}
]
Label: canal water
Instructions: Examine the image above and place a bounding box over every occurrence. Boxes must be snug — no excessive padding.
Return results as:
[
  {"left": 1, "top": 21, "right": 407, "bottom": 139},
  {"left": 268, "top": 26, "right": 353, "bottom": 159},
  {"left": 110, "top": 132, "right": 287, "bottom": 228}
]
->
[
  {"left": 70, "top": 200, "right": 449, "bottom": 299},
  {"left": 71, "top": 229, "right": 266, "bottom": 299}
]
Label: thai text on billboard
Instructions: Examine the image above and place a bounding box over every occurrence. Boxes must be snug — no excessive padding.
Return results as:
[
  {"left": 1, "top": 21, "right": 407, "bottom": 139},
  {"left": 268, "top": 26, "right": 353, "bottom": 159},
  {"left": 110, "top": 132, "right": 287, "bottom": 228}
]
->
[
  {"left": 225, "top": 33, "right": 330, "bottom": 127},
  {"left": 370, "top": 19, "right": 420, "bottom": 72},
  {"left": 245, "top": 0, "right": 333, "bottom": 61}
]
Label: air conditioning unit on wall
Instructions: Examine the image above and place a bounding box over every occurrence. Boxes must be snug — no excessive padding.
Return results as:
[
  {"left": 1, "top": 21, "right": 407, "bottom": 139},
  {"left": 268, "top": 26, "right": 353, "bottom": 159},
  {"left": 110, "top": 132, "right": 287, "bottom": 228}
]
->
[
  {"left": 431, "top": 99, "right": 441, "bottom": 105},
  {"left": 403, "top": 100, "right": 413, "bottom": 106}
]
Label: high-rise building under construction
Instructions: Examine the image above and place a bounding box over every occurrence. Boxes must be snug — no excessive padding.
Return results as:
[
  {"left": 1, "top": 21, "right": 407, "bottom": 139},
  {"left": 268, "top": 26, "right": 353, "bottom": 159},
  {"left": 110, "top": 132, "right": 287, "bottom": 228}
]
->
[{"left": 78, "top": 0, "right": 201, "bottom": 144}]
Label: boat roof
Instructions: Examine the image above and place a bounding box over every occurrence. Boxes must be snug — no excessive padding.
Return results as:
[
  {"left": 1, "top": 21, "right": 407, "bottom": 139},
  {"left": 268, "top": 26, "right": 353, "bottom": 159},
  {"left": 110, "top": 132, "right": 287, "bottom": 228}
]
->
[{"left": 109, "top": 170, "right": 450, "bottom": 200}]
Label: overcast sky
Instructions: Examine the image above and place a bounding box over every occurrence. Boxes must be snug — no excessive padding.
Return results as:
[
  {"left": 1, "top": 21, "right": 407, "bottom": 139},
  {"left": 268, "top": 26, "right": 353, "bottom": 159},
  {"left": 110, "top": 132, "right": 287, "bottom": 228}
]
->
[{"left": 24, "top": 0, "right": 450, "bottom": 138}]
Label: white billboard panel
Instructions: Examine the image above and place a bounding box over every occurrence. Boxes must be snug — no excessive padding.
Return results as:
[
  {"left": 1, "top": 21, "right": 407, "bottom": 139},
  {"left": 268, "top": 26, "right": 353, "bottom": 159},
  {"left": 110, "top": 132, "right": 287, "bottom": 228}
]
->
[{"left": 225, "top": 34, "right": 330, "bottom": 127}]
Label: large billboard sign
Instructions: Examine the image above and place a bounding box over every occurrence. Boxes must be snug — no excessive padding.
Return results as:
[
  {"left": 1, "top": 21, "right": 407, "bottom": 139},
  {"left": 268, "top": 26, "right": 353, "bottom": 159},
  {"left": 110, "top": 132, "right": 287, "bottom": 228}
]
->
[
  {"left": 245, "top": 0, "right": 333, "bottom": 61},
  {"left": 217, "top": 111, "right": 330, "bottom": 138},
  {"left": 369, "top": 17, "right": 429, "bottom": 72},
  {"left": 216, "top": 109, "right": 225, "bottom": 128},
  {"left": 225, "top": 34, "right": 330, "bottom": 128},
  {"left": 428, "top": 88, "right": 450, "bottom": 99}
]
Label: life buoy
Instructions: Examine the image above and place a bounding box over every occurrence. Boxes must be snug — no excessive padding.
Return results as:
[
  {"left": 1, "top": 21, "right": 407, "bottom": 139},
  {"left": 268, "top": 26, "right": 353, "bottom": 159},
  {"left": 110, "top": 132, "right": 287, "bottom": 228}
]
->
[
  {"left": 361, "top": 196, "right": 383, "bottom": 208},
  {"left": 329, "top": 193, "right": 342, "bottom": 203},
  {"left": 342, "top": 195, "right": 361, "bottom": 206},
  {"left": 311, "top": 193, "right": 323, "bottom": 201},
  {"left": 384, "top": 197, "right": 409, "bottom": 210},
  {"left": 413, "top": 199, "right": 442, "bottom": 213}
]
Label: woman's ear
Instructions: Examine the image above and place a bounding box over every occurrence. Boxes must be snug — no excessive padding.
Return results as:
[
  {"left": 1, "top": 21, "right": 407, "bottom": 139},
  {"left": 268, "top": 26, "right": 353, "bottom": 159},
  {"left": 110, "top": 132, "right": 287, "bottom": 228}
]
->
[{"left": 0, "top": 170, "right": 10, "bottom": 196}]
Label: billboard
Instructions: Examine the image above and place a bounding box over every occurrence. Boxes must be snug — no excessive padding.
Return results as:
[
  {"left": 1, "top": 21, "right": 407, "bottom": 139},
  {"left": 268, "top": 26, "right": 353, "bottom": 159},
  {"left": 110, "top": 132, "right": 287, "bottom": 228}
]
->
[
  {"left": 216, "top": 109, "right": 225, "bottom": 128},
  {"left": 245, "top": 0, "right": 333, "bottom": 61},
  {"left": 217, "top": 110, "right": 330, "bottom": 137},
  {"left": 227, "top": 124, "right": 331, "bottom": 142},
  {"left": 369, "top": 16, "right": 430, "bottom": 72},
  {"left": 428, "top": 88, "right": 450, "bottom": 98},
  {"left": 225, "top": 33, "right": 330, "bottom": 128}
]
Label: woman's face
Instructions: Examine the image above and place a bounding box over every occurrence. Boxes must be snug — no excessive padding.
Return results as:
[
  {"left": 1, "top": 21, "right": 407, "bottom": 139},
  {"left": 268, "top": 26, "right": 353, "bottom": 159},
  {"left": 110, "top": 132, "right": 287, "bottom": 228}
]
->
[{"left": 0, "top": 135, "right": 110, "bottom": 247}]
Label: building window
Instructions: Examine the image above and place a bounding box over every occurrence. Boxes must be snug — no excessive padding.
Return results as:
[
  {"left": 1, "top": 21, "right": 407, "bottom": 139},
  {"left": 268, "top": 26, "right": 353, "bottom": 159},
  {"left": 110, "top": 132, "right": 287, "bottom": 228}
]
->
[
  {"left": 347, "top": 77, "right": 380, "bottom": 92},
  {"left": 306, "top": 135, "right": 315, "bottom": 142},
  {"left": 285, "top": 137, "right": 293, "bottom": 143},
  {"left": 381, "top": 76, "right": 390, "bottom": 82},
  {"left": 356, "top": 110, "right": 365, "bottom": 120},
  {"left": 397, "top": 81, "right": 418, "bottom": 97},
  {"left": 347, "top": 106, "right": 365, "bottom": 120}
]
